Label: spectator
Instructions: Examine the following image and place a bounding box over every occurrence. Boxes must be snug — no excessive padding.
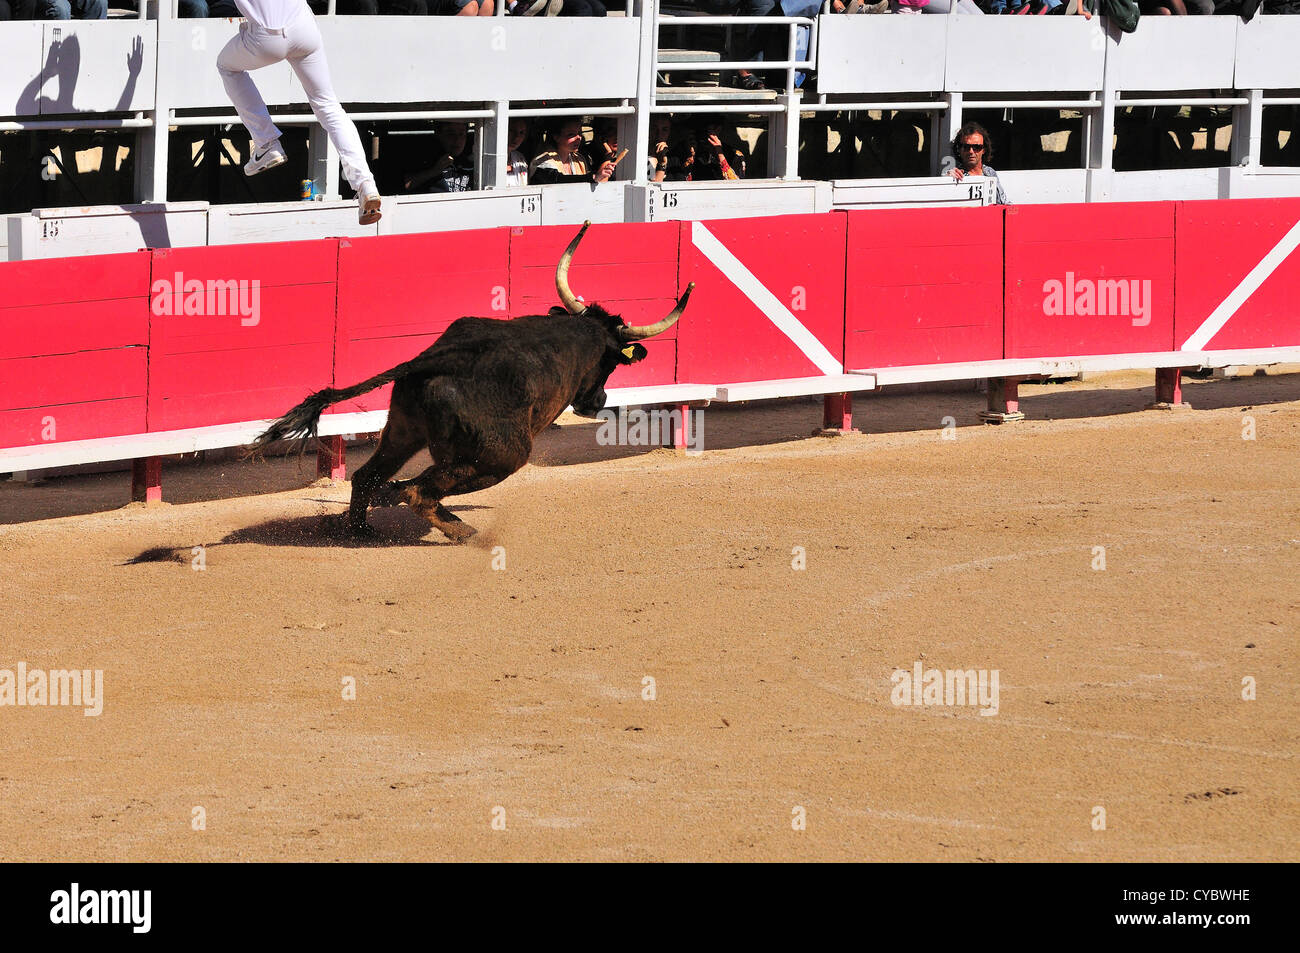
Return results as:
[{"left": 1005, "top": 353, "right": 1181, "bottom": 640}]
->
[
  {"left": 404, "top": 120, "right": 475, "bottom": 193},
  {"left": 1079, "top": 0, "right": 1139, "bottom": 28},
  {"left": 946, "top": 120, "right": 1010, "bottom": 205},
  {"left": 666, "top": 127, "right": 697, "bottom": 182},
  {"left": 705, "top": 1, "right": 778, "bottom": 92},
  {"left": 557, "top": 0, "right": 607, "bottom": 13},
  {"left": 503, "top": 0, "right": 562, "bottom": 12},
  {"left": 917, "top": 0, "right": 984, "bottom": 10},
  {"left": 429, "top": 0, "right": 496, "bottom": 13},
  {"left": 649, "top": 115, "right": 673, "bottom": 183},
  {"left": 129, "top": 0, "right": 242, "bottom": 16},
  {"left": 692, "top": 119, "right": 744, "bottom": 181},
  {"left": 33, "top": 0, "right": 104, "bottom": 17},
  {"left": 591, "top": 118, "right": 629, "bottom": 178},
  {"left": 1140, "top": 0, "right": 1214, "bottom": 12},
  {"left": 505, "top": 117, "right": 529, "bottom": 186},
  {"left": 306, "top": 0, "right": 379, "bottom": 13},
  {"left": 528, "top": 118, "right": 614, "bottom": 185}
]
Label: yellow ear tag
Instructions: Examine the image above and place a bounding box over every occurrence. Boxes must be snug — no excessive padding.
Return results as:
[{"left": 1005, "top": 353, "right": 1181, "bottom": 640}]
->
[{"left": 621, "top": 345, "right": 638, "bottom": 359}]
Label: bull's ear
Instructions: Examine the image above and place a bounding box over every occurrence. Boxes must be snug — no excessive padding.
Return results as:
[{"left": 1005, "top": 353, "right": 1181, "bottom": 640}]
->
[{"left": 618, "top": 343, "right": 648, "bottom": 364}]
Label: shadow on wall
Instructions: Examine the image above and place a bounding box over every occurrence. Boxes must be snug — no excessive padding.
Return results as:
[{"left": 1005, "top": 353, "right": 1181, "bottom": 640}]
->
[{"left": 14, "top": 34, "right": 144, "bottom": 116}]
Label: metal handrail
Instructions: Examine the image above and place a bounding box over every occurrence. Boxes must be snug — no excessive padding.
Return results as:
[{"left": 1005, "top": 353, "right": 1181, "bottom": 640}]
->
[{"left": 654, "top": 15, "right": 817, "bottom": 100}]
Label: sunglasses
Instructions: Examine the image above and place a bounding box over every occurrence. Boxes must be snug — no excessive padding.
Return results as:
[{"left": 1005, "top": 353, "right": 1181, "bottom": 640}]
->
[{"left": 959, "top": 143, "right": 985, "bottom": 153}]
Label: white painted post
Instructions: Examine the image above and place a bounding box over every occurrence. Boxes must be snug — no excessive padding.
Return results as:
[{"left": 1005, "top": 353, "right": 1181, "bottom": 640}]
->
[
  {"left": 632, "top": 0, "right": 656, "bottom": 187},
  {"left": 481, "top": 100, "right": 509, "bottom": 190},
  {"left": 1232, "top": 88, "right": 1263, "bottom": 171},
  {"left": 1087, "top": 18, "right": 1118, "bottom": 202},
  {"left": 138, "top": 8, "right": 171, "bottom": 203},
  {"left": 936, "top": 91, "right": 962, "bottom": 176}
]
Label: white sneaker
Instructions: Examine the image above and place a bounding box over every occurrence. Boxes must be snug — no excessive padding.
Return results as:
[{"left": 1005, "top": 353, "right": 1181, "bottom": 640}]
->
[
  {"left": 358, "top": 182, "right": 382, "bottom": 226},
  {"left": 244, "top": 140, "right": 286, "bottom": 177}
]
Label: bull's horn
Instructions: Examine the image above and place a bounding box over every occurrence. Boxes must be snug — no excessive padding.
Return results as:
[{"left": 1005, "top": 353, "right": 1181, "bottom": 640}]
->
[
  {"left": 555, "top": 220, "right": 591, "bottom": 315},
  {"left": 619, "top": 282, "right": 695, "bottom": 341}
]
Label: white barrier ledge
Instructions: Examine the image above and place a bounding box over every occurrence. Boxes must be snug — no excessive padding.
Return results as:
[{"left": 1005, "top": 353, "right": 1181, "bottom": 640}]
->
[{"left": 715, "top": 374, "right": 879, "bottom": 402}]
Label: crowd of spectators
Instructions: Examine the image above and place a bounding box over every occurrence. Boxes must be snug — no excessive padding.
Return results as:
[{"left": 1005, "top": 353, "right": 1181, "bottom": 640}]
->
[
  {"left": 0, "top": 0, "right": 613, "bottom": 16},
  {"left": 3, "top": 0, "right": 1294, "bottom": 19},
  {"left": 701, "top": 0, "right": 1296, "bottom": 21},
  {"left": 398, "top": 113, "right": 756, "bottom": 193}
]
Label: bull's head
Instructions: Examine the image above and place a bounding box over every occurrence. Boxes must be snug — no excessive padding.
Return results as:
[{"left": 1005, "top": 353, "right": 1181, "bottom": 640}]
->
[{"left": 555, "top": 221, "right": 694, "bottom": 417}]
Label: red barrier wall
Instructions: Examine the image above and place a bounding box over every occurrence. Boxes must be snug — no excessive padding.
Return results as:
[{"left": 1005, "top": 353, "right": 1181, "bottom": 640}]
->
[
  {"left": 332, "top": 228, "right": 511, "bottom": 414},
  {"left": 147, "top": 240, "right": 340, "bottom": 431},
  {"left": 0, "top": 251, "right": 151, "bottom": 448},
  {"left": 3, "top": 198, "right": 1300, "bottom": 461},
  {"left": 677, "top": 214, "right": 846, "bottom": 383},
  {"left": 508, "top": 221, "right": 683, "bottom": 389},
  {"left": 1004, "top": 202, "right": 1176, "bottom": 358},
  {"left": 844, "top": 206, "right": 1003, "bottom": 369},
  {"left": 1174, "top": 198, "right": 1300, "bottom": 351}
]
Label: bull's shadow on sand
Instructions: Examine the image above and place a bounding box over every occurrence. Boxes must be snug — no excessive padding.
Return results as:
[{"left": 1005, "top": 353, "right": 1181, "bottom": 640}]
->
[{"left": 122, "top": 503, "right": 493, "bottom": 564}]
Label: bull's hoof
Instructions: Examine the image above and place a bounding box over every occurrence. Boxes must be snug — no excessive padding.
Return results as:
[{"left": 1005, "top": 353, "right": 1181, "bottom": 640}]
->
[{"left": 439, "top": 522, "right": 478, "bottom": 544}]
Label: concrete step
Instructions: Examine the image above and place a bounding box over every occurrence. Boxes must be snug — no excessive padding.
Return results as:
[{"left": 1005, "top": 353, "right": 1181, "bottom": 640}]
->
[
  {"left": 658, "top": 49, "right": 723, "bottom": 64},
  {"left": 656, "top": 87, "right": 781, "bottom": 104}
]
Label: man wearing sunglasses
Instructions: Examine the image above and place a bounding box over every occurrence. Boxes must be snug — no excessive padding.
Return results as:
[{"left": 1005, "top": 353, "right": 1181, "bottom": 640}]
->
[{"left": 947, "top": 121, "right": 1010, "bottom": 206}]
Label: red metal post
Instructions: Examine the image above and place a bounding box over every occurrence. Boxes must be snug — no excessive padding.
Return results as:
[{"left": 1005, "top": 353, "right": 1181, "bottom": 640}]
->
[
  {"left": 1152, "top": 367, "right": 1189, "bottom": 408},
  {"left": 667, "top": 403, "right": 691, "bottom": 450},
  {"left": 317, "top": 434, "right": 347, "bottom": 481},
  {"left": 980, "top": 377, "right": 1026, "bottom": 424},
  {"left": 131, "top": 456, "right": 162, "bottom": 503},
  {"left": 822, "top": 393, "right": 854, "bottom": 433}
]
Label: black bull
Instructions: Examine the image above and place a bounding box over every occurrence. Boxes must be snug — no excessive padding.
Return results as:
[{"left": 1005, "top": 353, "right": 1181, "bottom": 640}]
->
[{"left": 252, "top": 222, "right": 694, "bottom": 541}]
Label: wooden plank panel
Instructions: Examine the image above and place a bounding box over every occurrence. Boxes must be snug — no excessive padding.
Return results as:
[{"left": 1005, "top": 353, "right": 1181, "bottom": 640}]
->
[
  {"left": 0, "top": 397, "right": 147, "bottom": 450},
  {"left": 0, "top": 349, "right": 146, "bottom": 411}
]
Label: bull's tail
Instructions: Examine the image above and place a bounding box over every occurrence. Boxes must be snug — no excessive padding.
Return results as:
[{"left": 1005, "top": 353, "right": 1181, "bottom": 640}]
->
[{"left": 251, "top": 349, "right": 441, "bottom": 449}]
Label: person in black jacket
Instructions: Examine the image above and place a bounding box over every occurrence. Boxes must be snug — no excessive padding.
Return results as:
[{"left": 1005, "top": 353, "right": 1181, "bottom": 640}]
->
[{"left": 528, "top": 118, "right": 614, "bottom": 185}]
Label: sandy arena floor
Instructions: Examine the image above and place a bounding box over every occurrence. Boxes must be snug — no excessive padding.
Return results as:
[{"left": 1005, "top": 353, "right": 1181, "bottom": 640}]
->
[{"left": 1, "top": 369, "right": 1297, "bottom": 861}]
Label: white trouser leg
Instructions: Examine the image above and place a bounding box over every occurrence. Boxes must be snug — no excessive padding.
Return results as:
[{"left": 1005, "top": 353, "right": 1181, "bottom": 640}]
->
[
  {"left": 284, "top": 14, "right": 375, "bottom": 192},
  {"left": 216, "top": 22, "right": 289, "bottom": 152}
]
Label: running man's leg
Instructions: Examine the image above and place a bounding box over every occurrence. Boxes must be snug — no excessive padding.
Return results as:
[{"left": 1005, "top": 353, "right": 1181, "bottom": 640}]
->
[
  {"left": 216, "top": 23, "right": 289, "bottom": 153},
  {"left": 285, "top": 16, "right": 375, "bottom": 193}
]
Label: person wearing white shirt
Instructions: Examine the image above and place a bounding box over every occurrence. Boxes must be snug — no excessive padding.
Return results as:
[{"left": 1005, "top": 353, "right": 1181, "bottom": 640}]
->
[{"left": 217, "top": 0, "right": 382, "bottom": 224}]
